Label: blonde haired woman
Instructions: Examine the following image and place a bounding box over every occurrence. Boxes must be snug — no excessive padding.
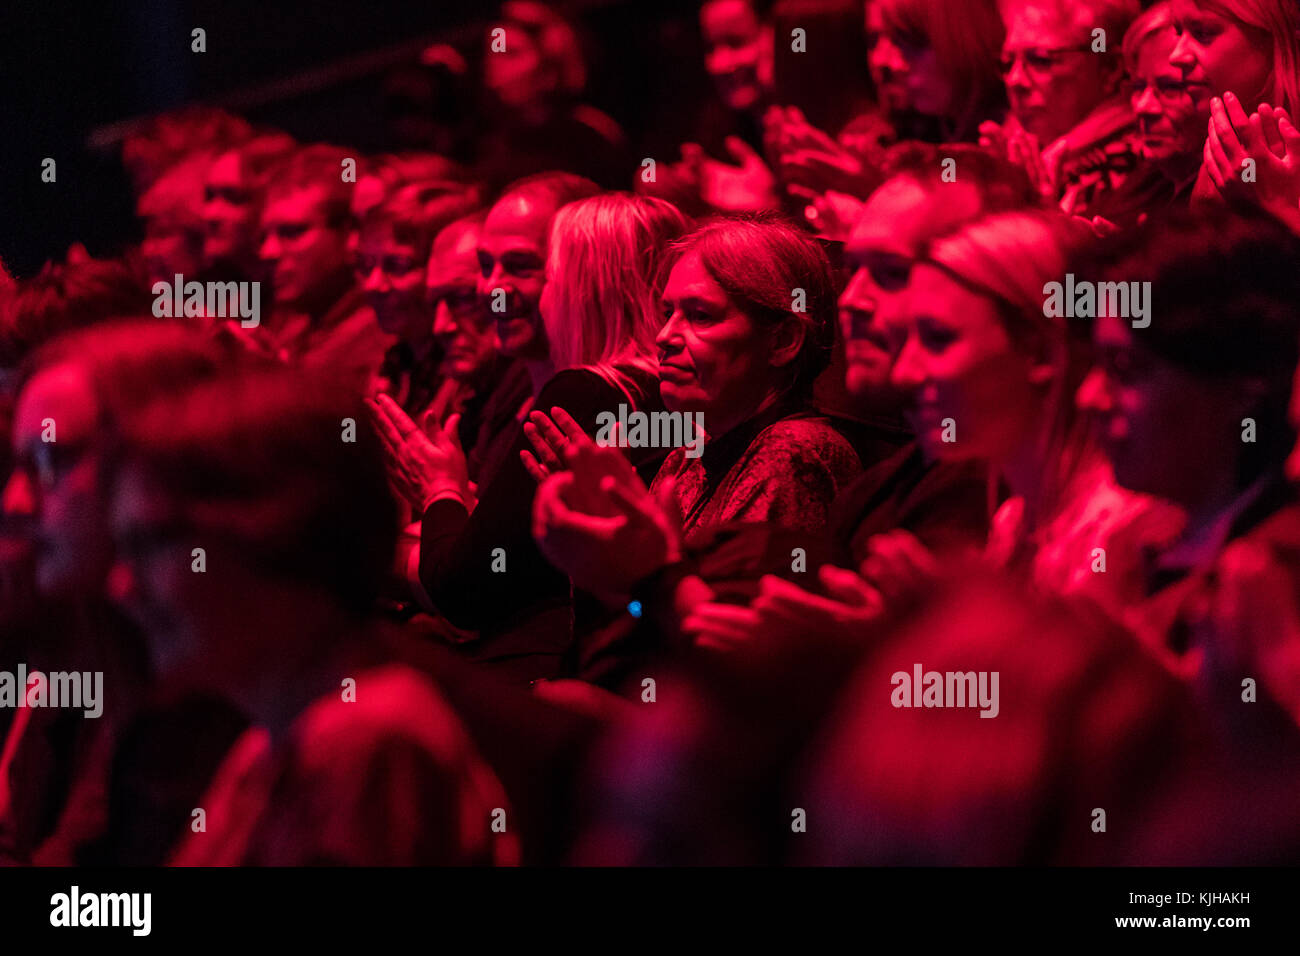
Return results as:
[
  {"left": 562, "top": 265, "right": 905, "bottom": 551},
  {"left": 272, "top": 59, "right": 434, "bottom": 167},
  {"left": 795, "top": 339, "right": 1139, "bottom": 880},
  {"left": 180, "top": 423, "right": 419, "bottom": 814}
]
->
[
  {"left": 538, "top": 194, "right": 685, "bottom": 404},
  {"left": 883, "top": 210, "right": 1183, "bottom": 609}
]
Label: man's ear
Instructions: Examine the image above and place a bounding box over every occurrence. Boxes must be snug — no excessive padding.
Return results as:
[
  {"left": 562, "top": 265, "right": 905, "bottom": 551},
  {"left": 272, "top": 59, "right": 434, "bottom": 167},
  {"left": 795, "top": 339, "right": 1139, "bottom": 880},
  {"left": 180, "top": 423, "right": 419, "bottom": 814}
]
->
[{"left": 769, "top": 316, "right": 807, "bottom": 369}]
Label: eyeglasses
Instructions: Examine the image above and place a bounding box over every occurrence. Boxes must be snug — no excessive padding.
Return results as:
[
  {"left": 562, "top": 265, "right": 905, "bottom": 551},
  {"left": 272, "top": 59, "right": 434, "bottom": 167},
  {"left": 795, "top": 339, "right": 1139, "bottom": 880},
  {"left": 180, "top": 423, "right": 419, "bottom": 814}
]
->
[
  {"left": 1127, "top": 75, "right": 1204, "bottom": 106},
  {"left": 999, "top": 46, "right": 1093, "bottom": 78}
]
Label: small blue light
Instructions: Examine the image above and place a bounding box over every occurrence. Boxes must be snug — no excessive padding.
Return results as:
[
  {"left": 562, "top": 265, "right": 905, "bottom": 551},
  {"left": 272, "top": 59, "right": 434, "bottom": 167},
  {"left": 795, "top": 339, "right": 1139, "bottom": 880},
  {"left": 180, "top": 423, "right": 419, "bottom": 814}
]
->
[{"left": 627, "top": 600, "right": 643, "bottom": 618}]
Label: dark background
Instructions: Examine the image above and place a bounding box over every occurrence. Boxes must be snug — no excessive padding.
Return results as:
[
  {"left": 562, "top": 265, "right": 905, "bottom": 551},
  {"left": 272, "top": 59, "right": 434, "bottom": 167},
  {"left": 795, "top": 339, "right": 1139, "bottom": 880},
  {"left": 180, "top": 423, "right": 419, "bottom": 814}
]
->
[{"left": 0, "top": 0, "right": 714, "bottom": 276}]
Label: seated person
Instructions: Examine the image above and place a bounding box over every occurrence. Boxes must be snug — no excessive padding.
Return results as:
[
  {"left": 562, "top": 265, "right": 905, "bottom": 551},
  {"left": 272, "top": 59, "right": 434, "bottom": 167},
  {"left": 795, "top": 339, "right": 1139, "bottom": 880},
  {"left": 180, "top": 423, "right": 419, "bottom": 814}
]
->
[{"left": 107, "top": 367, "right": 518, "bottom": 866}]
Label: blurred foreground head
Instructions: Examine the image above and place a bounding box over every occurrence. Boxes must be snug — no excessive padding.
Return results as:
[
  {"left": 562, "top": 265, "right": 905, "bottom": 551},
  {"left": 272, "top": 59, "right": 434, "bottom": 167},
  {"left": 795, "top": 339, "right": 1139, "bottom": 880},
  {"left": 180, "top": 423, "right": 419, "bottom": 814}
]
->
[
  {"left": 107, "top": 367, "right": 398, "bottom": 687},
  {"left": 794, "top": 570, "right": 1300, "bottom": 864},
  {"left": 3, "top": 321, "right": 223, "bottom": 598}
]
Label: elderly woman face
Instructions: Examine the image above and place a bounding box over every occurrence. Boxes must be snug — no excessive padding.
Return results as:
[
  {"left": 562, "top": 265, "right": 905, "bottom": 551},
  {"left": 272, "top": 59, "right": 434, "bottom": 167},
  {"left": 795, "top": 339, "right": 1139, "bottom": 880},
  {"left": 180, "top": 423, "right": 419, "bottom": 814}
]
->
[
  {"left": 656, "top": 250, "right": 793, "bottom": 436},
  {"left": 890, "top": 264, "right": 1042, "bottom": 463},
  {"left": 1130, "top": 26, "right": 1208, "bottom": 172}
]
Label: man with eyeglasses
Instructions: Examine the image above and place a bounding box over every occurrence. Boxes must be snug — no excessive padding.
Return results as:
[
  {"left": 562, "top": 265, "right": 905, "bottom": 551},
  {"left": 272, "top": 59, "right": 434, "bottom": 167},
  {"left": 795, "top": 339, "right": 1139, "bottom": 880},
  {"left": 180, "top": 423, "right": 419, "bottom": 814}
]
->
[
  {"left": 983, "top": 0, "right": 1155, "bottom": 223},
  {"left": 424, "top": 212, "right": 529, "bottom": 478},
  {"left": 1124, "top": 3, "right": 1207, "bottom": 204}
]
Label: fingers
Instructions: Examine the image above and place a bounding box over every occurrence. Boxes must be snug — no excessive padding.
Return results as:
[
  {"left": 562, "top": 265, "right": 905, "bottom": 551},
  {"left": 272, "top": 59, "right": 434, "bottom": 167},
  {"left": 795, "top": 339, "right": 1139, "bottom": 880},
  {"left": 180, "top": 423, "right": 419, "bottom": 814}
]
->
[
  {"left": 1210, "top": 97, "right": 1246, "bottom": 167},
  {"left": 523, "top": 419, "right": 565, "bottom": 474},
  {"left": 1279, "top": 112, "right": 1300, "bottom": 155},
  {"left": 1203, "top": 136, "right": 1228, "bottom": 190},
  {"left": 682, "top": 601, "right": 761, "bottom": 647},
  {"left": 1223, "top": 91, "right": 1253, "bottom": 144},
  {"left": 442, "top": 413, "right": 463, "bottom": 451},
  {"left": 753, "top": 573, "right": 855, "bottom": 620},
  {"left": 724, "top": 135, "right": 760, "bottom": 166},
  {"left": 520, "top": 449, "right": 550, "bottom": 484},
  {"left": 549, "top": 406, "right": 593, "bottom": 447},
  {"left": 372, "top": 393, "right": 419, "bottom": 437},
  {"left": 528, "top": 408, "right": 569, "bottom": 455},
  {"left": 532, "top": 473, "right": 625, "bottom": 541},
  {"left": 365, "top": 397, "right": 409, "bottom": 455},
  {"left": 818, "top": 565, "right": 879, "bottom": 609}
]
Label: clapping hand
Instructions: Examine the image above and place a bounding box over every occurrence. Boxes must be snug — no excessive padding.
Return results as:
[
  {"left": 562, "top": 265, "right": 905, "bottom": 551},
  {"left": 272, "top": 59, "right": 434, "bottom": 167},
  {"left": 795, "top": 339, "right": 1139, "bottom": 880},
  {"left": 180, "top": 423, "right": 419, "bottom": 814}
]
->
[{"left": 367, "top": 393, "right": 471, "bottom": 512}]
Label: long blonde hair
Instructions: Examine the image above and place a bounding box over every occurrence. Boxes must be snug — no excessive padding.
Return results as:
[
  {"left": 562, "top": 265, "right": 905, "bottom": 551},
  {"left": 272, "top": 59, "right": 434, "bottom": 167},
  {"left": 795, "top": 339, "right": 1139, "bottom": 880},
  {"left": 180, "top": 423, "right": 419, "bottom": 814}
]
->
[{"left": 543, "top": 194, "right": 690, "bottom": 403}]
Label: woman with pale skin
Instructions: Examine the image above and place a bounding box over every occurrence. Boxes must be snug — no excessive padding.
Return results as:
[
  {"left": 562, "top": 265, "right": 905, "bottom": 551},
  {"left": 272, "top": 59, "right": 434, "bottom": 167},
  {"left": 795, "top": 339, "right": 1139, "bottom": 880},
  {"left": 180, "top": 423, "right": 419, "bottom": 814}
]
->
[{"left": 526, "top": 218, "right": 861, "bottom": 568}]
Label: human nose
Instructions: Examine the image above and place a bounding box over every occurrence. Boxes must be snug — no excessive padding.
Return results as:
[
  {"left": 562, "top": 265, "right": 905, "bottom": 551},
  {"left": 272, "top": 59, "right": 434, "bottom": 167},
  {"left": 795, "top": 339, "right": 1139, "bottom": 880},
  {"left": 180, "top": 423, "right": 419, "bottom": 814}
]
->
[
  {"left": 889, "top": 334, "right": 925, "bottom": 390},
  {"left": 656, "top": 310, "right": 686, "bottom": 351},
  {"left": 361, "top": 264, "right": 389, "bottom": 293},
  {"left": 839, "top": 266, "right": 877, "bottom": 314},
  {"left": 1005, "top": 54, "right": 1032, "bottom": 90},
  {"left": 1075, "top": 366, "right": 1112, "bottom": 414},
  {"left": 1168, "top": 34, "right": 1196, "bottom": 70},
  {"left": 1133, "top": 83, "right": 1161, "bottom": 117},
  {"left": 432, "top": 299, "right": 457, "bottom": 338},
  {"left": 872, "top": 36, "right": 907, "bottom": 74}
]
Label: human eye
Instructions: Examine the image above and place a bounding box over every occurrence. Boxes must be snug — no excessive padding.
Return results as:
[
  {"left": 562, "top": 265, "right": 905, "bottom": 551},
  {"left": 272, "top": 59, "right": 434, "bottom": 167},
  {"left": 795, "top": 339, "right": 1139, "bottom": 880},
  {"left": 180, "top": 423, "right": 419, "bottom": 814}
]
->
[
  {"left": 503, "top": 253, "right": 542, "bottom": 278},
  {"left": 917, "top": 318, "right": 956, "bottom": 352}
]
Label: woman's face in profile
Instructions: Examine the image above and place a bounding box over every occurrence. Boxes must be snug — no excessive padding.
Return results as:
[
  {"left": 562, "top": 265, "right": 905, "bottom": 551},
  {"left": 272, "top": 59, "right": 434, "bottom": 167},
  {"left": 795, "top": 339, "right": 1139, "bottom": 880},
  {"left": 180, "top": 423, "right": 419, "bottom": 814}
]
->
[
  {"left": 656, "top": 251, "right": 777, "bottom": 434},
  {"left": 891, "top": 264, "right": 1041, "bottom": 464}
]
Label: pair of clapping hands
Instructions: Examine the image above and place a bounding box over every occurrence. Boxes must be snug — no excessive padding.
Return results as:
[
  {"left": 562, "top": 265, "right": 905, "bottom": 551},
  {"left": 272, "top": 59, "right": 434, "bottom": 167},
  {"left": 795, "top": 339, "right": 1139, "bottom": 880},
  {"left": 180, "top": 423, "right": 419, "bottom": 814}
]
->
[
  {"left": 520, "top": 406, "right": 684, "bottom": 602},
  {"left": 1199, "top": 91, "right": 1300, "bottom": 233},
  {"left": 521, "top": 408, "right": 942, "bottom": 652},
  {"left": 680, "top": 529, "right": 940, "bottom": 652}
]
